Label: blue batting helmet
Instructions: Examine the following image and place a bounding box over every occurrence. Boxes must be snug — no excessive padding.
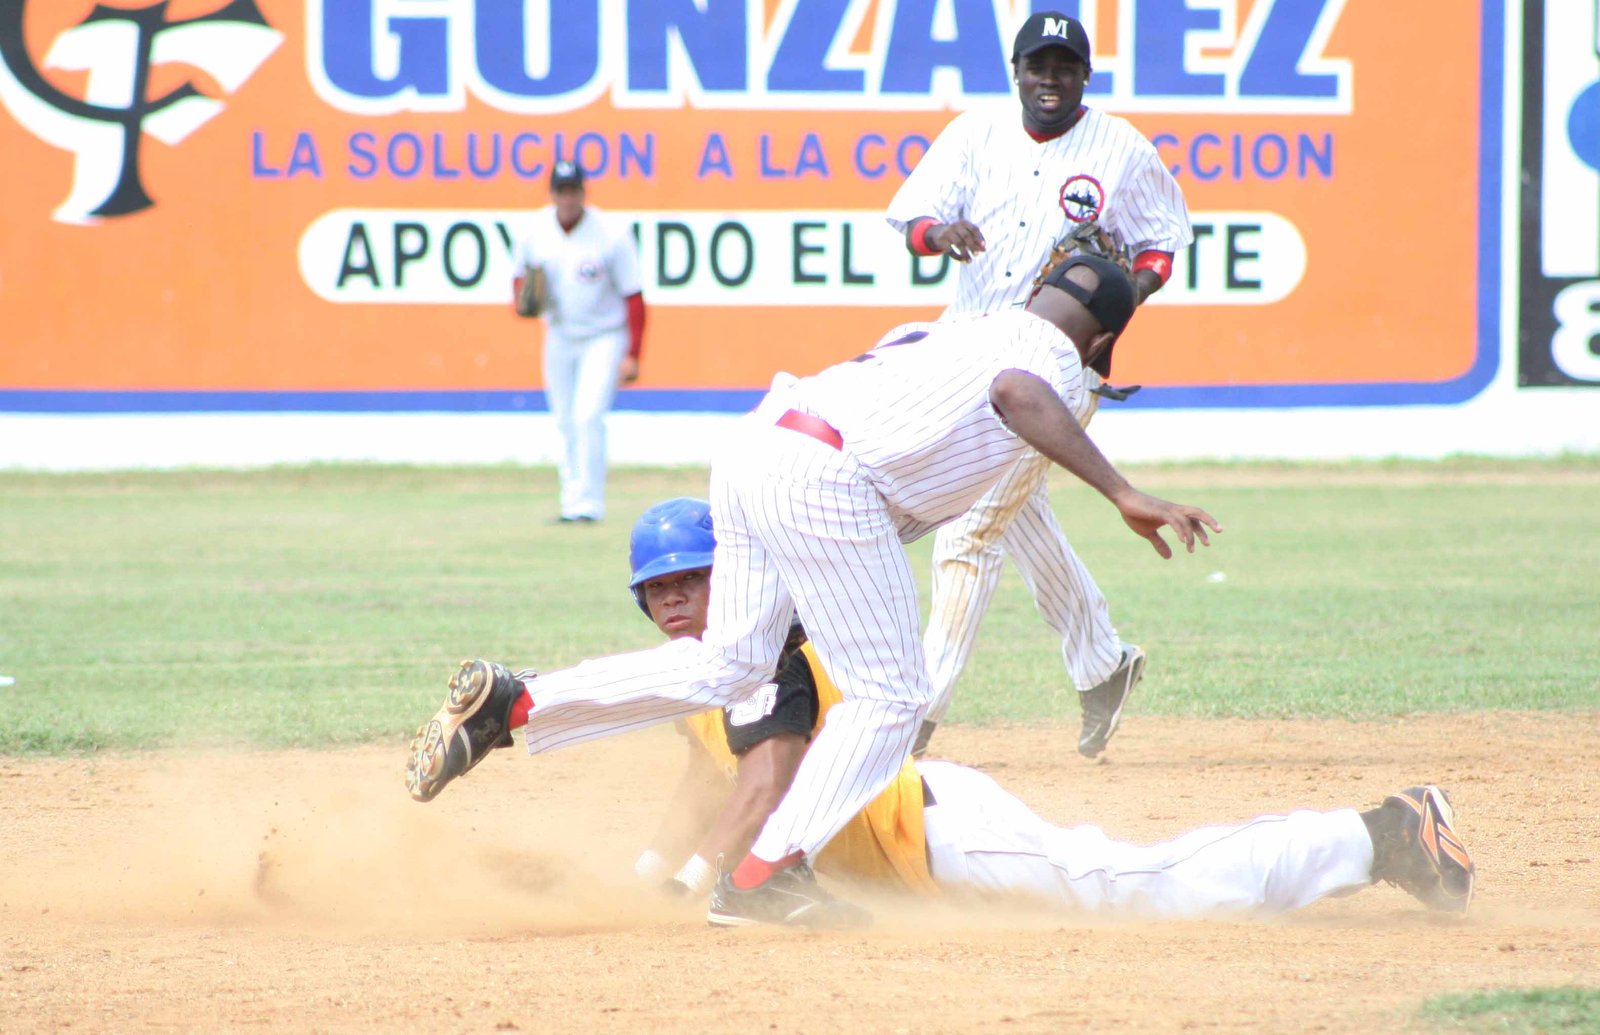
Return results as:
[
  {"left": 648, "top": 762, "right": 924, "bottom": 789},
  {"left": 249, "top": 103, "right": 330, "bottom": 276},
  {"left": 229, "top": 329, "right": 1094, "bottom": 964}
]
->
[{"left": 628, "top": 497, "right": 716, "bottom": 615}]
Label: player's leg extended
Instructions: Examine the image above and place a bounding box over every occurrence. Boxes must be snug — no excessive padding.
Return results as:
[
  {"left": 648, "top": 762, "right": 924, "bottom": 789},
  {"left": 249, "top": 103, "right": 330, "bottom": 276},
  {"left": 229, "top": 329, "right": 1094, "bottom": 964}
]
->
[
  {"left": 541, "top": 330, "right": 583, "bottom": 518},
  {"left": 522, "top": 448, "right": 794, "bottom": 754},
  {"left": 737, "top": 440, "right": 929, "bottom": 862},
  {"left": 922, "top": 451, "right": 1050, "bottom": 726},
  {"left": 516, "top": 638, "right": 770, "bottom": 752},
  {"left": 406, "top": 636, "right": 772, "bottom": 802},
  {"left": 698, "top": 451, "right": 802, "bottom": 681},
  {"left": 407, "top": 424, "right": 794, "bottom": 801},
  {"left": 918, "top": 761, "right": 1375, "bottom": 919},
  {"left": 1003, "top": 479, "right": 1144, "bottom": 758},
  {"left": 1003, "top": 374, "right": 1115, "bottom": 690},
  {"left": 1001, "top": 480, "right": 1123, "bottom": 690},
  {"left": 565, "top": 328, "right": 629, "bottom": 520}
]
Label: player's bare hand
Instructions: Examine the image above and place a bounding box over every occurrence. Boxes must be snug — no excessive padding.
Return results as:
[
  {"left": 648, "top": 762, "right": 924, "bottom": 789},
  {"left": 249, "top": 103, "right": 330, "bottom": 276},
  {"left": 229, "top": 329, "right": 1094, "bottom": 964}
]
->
[
  {"left": 1111, "top": 489, "right": 1221, "bottom": 559},
  {"left": 618, "top": 355, "right": 640, "bottom": 386},
  {"left": 930, "top": 220, "right": 986, "bottom": 263}
]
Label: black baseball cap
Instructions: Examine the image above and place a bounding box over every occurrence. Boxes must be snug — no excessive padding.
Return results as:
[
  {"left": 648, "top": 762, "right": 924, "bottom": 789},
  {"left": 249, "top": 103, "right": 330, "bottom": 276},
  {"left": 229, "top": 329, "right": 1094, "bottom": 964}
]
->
[
  {"left": 1013, "top": 11, "right": 1092, "bottom": 67},
  {"left": 549, "top": 160, "right": 585, "bottom": 190},
  {"left": 1039, "top": 254, "right": 1136, "bottom": 375}
]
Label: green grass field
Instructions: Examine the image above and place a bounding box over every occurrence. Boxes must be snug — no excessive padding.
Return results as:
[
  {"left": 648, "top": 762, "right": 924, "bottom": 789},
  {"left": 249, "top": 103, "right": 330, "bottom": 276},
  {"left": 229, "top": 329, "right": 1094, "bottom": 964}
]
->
[
  {"left": 1419, "top": 987, "right": 1600, "bottom": 1034},
  {"left": 2, "top": 459, "right": 1596, "bottom": 754}
]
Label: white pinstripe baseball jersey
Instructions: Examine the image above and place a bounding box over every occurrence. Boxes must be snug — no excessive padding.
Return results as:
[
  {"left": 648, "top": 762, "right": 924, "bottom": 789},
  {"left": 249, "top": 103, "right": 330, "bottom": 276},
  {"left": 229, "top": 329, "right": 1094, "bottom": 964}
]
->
[
  {"left": 793, "top": 310, "right": 1094, "bottom": 529},
  {"left": 513, "top": 204, "right": 641, "bottom": 337},
  {"left": 886, "top": 104, "right": 1192, "bottom": 315}
]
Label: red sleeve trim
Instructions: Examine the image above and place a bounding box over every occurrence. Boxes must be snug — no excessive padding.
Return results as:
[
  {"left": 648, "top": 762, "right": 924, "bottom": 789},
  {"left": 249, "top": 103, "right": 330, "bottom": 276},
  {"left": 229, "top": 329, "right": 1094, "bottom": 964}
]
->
[
  {"left": 908, "top": 218, "right": 940, "bottom": 257},
  {"left": 1132, "top": 250, "right": 1174, "bottom": 285},
  {"left": 625, "top": 292, "right": 646, "bottom": 359}
]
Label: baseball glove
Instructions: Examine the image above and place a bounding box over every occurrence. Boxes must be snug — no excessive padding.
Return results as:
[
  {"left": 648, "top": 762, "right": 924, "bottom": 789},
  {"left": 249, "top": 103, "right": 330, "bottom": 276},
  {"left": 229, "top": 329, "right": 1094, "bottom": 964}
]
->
[
  {"left": 1034, "top": 221, "right": 1144, "bottom": 402},
  {"left": 1031, "top": 220, "right": 1134, "bottom": 289},
  {"left": 514, "top": 266, "right": 548, "bottom": 318}
]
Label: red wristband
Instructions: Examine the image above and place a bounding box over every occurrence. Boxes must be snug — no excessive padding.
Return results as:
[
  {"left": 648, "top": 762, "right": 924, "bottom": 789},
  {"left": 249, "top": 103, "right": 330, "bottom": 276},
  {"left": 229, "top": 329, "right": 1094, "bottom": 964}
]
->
[
  {"left": 1132, "top": 250, "right": 1174, "bottom": 285},
  {"left": 625, "top": 292, "right": 646, "bottom": 360},
  {"left": 908, "top": 218, "right": 940, "bottom": 257}
]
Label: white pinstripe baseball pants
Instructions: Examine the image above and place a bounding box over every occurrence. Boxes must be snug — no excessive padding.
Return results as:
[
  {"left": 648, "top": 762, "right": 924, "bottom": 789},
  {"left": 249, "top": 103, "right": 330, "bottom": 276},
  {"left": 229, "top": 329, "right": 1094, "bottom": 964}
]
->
[
  {"left": 923, "top": 447, "right": 1124, "bottom": 725},
  {"left": 919, "top": 761, "right": 1375, "bottom": 918},
  {"left": 522, "top": 394, "right": 928, "bottom": 861}
]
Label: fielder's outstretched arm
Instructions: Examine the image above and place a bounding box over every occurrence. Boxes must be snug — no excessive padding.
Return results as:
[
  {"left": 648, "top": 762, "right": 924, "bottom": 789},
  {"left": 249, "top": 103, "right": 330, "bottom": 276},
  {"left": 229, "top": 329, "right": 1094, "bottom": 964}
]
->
[{"left": 989, "top": 369, "right": 1222, "bottom": 558}]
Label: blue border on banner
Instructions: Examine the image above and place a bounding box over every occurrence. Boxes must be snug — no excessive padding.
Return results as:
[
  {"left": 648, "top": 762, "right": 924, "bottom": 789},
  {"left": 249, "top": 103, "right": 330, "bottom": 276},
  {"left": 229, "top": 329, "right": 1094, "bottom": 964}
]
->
[
  {"left": 0, "top": 1, "right": 1502, "bottom": 416},
  {"left": 0, "top": 389, "right": 767, "bottom": 414}
]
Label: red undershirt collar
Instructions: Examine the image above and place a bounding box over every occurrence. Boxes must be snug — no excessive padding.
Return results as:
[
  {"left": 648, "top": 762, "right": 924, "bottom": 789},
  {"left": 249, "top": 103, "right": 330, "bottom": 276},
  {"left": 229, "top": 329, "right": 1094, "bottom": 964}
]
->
[{"left": 1024, "top": 105, "right": 1087, "bottom": 143}]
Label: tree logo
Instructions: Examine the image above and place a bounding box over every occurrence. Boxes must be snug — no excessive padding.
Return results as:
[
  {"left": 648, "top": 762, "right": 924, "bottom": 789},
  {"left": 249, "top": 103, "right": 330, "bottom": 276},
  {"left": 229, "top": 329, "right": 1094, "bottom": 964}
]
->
[{"left": 0, "top": 0, "right": 281, "bottom": 224}]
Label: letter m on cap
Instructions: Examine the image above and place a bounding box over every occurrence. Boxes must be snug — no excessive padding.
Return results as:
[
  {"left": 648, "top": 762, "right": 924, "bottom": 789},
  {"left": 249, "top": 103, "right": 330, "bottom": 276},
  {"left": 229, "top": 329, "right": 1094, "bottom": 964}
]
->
[{"left": 1043, "top": 16, "right": 1069, "bottom": 37}]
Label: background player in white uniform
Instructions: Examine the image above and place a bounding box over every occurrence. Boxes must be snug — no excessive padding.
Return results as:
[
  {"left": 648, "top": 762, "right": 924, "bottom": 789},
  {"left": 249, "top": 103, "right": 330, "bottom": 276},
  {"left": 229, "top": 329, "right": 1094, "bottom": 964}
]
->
[
  {"left": 619, "top": 499, "right": 1476, "bottom": 923},
  {"left": 406, "top": 257, "right": 1221, "bottom": 927},
  {"left": 886, "top": 12, "right": 1194, "bottom": 759},
  {"left": 514, "top": 160, "right": 646, "bottom": 524}
]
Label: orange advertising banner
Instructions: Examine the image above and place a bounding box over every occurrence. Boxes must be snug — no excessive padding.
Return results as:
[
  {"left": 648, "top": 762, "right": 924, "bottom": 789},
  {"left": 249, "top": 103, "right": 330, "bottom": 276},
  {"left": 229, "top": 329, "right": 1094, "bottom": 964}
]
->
[{"left": 0, "top": 0, "right": 1502, "bottom": 412}]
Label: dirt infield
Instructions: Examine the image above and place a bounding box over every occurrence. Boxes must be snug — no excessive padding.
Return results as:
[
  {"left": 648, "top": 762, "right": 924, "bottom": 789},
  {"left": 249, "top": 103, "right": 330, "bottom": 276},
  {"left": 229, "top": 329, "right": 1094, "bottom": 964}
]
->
[{"left": 3, "top": 713, "right": 1596, "bottom": 1034}]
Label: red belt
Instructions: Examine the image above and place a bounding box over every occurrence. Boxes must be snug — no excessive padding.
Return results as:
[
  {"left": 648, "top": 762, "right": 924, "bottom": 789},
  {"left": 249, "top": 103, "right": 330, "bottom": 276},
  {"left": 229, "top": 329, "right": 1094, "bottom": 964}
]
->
[{"left": 775, "top": 409, "right": 842, "bottom": 450}]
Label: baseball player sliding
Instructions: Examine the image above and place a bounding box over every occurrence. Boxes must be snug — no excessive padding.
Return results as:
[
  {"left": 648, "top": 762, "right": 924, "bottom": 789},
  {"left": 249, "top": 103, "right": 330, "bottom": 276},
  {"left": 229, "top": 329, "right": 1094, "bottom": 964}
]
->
[
  {"left": 406, "top": 255, "right": 1219, "bottom": 926},
  {"left": 888, "top": 12, "right": 1195, "bottom": 759},
  {"left": 622, "top": 498, "right": 1475, "bottom": 925}
]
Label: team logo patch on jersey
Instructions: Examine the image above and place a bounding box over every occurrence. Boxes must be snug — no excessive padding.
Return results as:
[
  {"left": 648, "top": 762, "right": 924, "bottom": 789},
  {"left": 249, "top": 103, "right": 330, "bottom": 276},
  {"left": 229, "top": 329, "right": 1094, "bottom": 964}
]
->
[
  {"left": 0, "top": 0, "right": 282, "bottom": 225},
  {"left": 577, "top": 259, "right": 604, "bottom": 281},
  {"left": 1059, "top": 174, "right": 1106, "bottom": 223},
  {"left": 727, "top": 683, "right": 779, "bottom": 726}
]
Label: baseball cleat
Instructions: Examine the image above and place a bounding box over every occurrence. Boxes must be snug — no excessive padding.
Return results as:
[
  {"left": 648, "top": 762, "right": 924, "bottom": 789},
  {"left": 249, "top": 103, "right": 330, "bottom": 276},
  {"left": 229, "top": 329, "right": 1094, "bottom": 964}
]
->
[
  {"left": 706, "top": 860, "right": 870, "bottom": 929},
  {"left": 1077, "top": 644, "right": 1145, "bottom": 758},
  {"left": 404, "top": 659, "right": 525, "bottom": 803},
  {"left": 1366, "top": 785, "right": 1475, "bottom": 914}
]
